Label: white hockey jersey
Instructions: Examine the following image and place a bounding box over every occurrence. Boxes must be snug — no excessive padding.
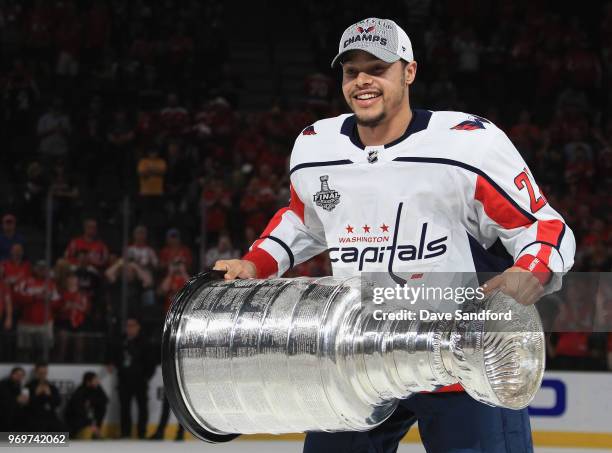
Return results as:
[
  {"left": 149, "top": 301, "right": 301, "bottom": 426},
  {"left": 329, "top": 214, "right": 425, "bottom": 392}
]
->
[{"left": 243, "top": 110, "right": 575, "bottom": 291}]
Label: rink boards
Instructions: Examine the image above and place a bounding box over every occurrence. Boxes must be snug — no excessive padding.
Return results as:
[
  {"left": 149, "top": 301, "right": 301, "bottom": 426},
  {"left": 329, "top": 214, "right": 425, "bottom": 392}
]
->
[{"left": 1, "top": 365, "right": 610, "bottom": 449}]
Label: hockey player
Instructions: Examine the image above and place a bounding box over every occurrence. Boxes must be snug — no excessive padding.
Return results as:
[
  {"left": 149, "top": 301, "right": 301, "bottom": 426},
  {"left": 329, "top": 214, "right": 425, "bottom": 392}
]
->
[{"left": 215, "top": 17, "right": 575, "bottom": 453}]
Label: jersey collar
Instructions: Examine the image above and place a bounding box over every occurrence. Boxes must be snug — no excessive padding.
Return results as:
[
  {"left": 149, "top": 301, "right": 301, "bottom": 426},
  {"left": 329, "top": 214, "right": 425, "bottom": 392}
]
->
[{"left": 340, "top": 109, "right": 432, "bottom": 150}]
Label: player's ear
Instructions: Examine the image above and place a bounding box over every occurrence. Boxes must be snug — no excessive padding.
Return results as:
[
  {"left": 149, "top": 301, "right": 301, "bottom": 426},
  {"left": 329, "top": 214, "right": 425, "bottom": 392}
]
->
[{"left": 405, "top": 61, "right": 417, "bottom": 85}]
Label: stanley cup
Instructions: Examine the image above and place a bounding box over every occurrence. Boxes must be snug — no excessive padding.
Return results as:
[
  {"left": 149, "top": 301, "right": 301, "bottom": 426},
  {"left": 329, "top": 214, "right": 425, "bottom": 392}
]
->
[{"left": 162, "top": 271, "right": 545, "bottom": 443}]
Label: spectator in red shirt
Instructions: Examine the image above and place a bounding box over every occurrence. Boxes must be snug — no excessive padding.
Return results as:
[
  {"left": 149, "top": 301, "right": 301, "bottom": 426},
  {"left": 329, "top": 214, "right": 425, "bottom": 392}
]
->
[
  {"left": 0, "top": 266, "right": 13, "bottom": 368},
  {"left": 159, "top": 229, "right": 193, "bottom": 273},
  {"left": 549, "top": 280, "right": 600, "bottom": 370},
  {"left": 159, "top": 93, "right": 190, "bottom": 139},
  {"left": 565, "top": 145, "right": 595, "bottom": 187},
  {"left": 201, "top": 179, "right": 231, "bottom": 242},
  {"left": 565, "top": 38, "right": 602, "bottom": 92},
  {"left": 55, "top": 273, "right": 89, "bottom": 362},
  {"left": 1, "top": 244, "right": 31, "bottom": 290},
  {"left": 83, "top": 0, "right": 111, "bottom": 53},
  {"left": 135, "top": 108, "right": 158, "bottom": 149},
  {"left": 0, "top": 265, "right": 13, "bottom": 332},
  {"left": 64, "top": 219, "right": 109, "bottom": 270},
  {"left": 158, "top": 259, "right": 189, "bottom": 314},
  {"left": 13, "top": 261, "right": 61, "bottom": 362},
  {"left": 166, "top": 22, "right": 194, "bottom": 66},
  {"left": 509, "top": 110, "right": 541, "bottom": 151}
]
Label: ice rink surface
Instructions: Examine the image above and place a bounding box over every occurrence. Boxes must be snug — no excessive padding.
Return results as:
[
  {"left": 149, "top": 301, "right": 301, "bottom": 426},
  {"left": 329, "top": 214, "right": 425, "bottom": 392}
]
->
[{"left": 14, "top": 440, "right": 612, "bottom": 453}]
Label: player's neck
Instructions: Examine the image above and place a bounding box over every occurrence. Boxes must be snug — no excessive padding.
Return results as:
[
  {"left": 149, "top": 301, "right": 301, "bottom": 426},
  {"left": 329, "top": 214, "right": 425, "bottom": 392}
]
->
[{"left": 356, "top": 104, "right": 412, "bottom": 147}]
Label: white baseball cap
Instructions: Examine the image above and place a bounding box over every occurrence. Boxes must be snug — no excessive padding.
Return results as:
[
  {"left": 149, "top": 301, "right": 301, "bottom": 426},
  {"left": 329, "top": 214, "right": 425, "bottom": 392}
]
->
[{"left": 331, "top": 18, "right": 414, "bottom": 68}]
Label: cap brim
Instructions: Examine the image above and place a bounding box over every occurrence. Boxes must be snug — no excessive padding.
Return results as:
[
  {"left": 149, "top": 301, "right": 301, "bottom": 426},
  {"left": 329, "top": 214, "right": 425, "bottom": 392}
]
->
[{"left": 331, "top": 47, "right": 401, "bottom": 68}]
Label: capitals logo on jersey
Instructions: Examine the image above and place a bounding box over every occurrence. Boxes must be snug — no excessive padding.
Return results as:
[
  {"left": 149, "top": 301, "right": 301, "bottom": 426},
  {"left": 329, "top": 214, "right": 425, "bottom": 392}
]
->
[
  {"left": 450, "top": 115, "right": 491, "bottom": 131},
  {"left": 313, "top": 175, "right": 341, "bottom": 211}
]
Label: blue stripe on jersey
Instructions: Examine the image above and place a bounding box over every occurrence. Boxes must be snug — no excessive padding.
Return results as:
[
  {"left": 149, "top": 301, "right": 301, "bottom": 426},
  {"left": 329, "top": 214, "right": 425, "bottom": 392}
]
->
[
  {"left": 392, "top": 156, "right": 538, "bottom": 223},
  {"left": 289, "top": 160, "right": 353, "bottom": 176},
  {"left": 259, "top": 235, "right": 295, "bottom": 270}
]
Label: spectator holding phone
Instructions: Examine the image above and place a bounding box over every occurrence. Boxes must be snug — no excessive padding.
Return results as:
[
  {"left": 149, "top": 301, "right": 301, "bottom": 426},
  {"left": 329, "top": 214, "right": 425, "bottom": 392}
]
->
[
  {"left": 0, "top": 367, "right": 29, "bottom": 431},
  {"left": 26, "top": 362, "right": 64, "bottom": 432}
]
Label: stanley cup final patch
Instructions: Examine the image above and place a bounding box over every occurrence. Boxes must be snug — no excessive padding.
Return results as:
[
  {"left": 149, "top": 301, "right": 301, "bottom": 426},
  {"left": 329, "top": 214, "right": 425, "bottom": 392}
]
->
[{"left": 313, "top": 175, "right": 341, "bottom": 211}]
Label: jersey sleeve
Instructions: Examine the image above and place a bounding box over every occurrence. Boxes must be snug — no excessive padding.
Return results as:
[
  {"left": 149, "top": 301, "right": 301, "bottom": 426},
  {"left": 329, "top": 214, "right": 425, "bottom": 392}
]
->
[
  {"left": 472, "top": 128, "right": 576, "bottom": 292},
  {"left": 242, "top": 135, "right": 327, "bottom": 278}
]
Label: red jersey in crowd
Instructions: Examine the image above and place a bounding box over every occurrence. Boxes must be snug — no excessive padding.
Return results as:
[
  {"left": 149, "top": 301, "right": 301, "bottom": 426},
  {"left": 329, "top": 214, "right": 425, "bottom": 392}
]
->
[
  {"left": 0, "top": 280, "right": 11, "bottom": 319},
  {"left": 159, "top": 106, "right": 190, "bottom": 136},
  {"left": 162, "top": 274, "right": 188, "bottom": 314},
  {"left": 555, "top": 332, "right": 591, "bottom": 357},
  {"left": 84, "top": 2, "right": 110, "bottom": 50},
  {"left": 64, "top": 236, "right": 109, "bottom": 268},
  {"left": 13, "top": 277, "right": 61, "bottom": 325},
  {"left": 56, "top": 290, "right": 89, "bottom": 329},
  {"left": 1, "top": 259, "right": 31, "bottom": 288},
  {"left": 136, "top": 110, "right": 158, "bottom": 145},
  {"left": 159, "top": 246, "right": 193, "bottom": 271}
]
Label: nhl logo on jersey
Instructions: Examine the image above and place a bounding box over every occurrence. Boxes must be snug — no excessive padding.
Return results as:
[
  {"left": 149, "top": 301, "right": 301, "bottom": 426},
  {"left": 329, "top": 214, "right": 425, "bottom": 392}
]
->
[
  {"left": 313, "top": 175, "right": 341, "bottom": 211},
  {"left": 367, "top": 150, "right": 379, "bottom": 163}
]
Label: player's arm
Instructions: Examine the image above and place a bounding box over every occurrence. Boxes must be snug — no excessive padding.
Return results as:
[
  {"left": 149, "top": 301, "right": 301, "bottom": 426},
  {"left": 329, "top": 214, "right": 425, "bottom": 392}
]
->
[
  {"left": 472, "top": 128, "right": 576, "bottom": 302},
  {"left": 215, "top": 135, "right": 327, "bottom": 280},
  {"left": 215, "top": 183, "right": 327, "bottom": 279}
]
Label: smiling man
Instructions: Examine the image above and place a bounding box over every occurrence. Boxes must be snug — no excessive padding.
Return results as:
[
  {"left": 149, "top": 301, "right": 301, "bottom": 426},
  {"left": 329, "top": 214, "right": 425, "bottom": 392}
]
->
[{"left": 215, "top": 17, "right": 575, "bottom": 453}]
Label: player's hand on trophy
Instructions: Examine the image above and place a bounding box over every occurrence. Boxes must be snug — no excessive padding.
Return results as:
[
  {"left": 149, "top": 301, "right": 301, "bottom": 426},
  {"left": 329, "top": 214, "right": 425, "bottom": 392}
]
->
[
  {"left": 482, "top": 267, "right": 544, "bottom": 306},
  {"left": 213, "top": 259, "right": 257, "bottom": 280}
]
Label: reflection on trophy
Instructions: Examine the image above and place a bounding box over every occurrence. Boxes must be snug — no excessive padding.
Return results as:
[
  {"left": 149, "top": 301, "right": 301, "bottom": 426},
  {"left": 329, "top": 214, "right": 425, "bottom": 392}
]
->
[{"left": 162, "top": 271, "right": 545, "bottom": 443}]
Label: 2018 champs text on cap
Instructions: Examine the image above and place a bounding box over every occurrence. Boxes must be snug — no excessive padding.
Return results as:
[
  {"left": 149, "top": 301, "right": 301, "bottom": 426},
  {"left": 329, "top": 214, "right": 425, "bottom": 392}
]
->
[{"left": 331, "top": 17, "right": 414, "bottom": 68}]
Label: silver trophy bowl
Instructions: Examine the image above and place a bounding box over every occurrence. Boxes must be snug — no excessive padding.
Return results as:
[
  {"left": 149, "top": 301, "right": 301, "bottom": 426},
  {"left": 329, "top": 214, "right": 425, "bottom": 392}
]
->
[{"left": 162, "top": 271, "right": 544, "bottom": 442}]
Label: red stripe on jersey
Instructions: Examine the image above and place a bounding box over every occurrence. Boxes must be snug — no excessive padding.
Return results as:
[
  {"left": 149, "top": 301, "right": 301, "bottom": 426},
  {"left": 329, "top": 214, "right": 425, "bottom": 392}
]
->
[
  {"left": 245, "top": 184, "right": 305, "bottom": 277},
  {"left": 527, "top": 219, "right": 564, "bottom": 274},
  {"left": 536, "top": 219, "right": 564, "bottom": 246},
  {"left": 289, "top": 184, "right": 305, "bottom": 222},
  {"left": 420, "top": 383, "right": 464, "bottom": 394},
  {"left": 474, "top": 175, "right": 533, "bottom": 229},
  {"left": 251, "top": 185, "right": 304, "bottom": 250},
  {"left": 536, "top": 244, "right": 553, "bottom": 263},
  {"left": 515, "top": 254, "right": 552, "bottom": 285},
  {"left": 251, "top": 207, "right": 290, "bottom": 250},
  {"left": 243, "top": 248, "right": 278, "bottom": 278},
  {"left": 435, "top": 383, "right": 464, "bottom": 393}
]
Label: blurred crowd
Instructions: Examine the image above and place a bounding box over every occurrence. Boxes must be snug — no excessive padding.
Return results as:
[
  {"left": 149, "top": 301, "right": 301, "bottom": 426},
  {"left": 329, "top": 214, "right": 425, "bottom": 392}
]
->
[
  {"left": 0, "top": 316, "right": 179, "bottom": 440},
  {"left": 0, "top": 362, "right": 108, "bottom": 438},
  {"left": 0, "top": 0, "right": 610, "bottom": 371}
]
